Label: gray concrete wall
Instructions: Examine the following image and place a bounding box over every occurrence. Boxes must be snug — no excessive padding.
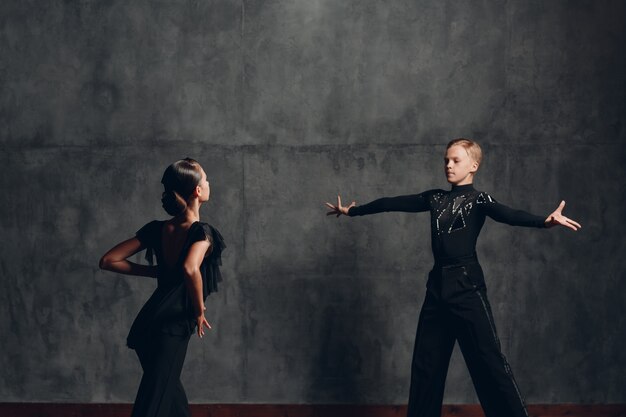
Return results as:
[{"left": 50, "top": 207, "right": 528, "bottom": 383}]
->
[{"left": 1, "top": 0, "right": 624, "bottom": 404}]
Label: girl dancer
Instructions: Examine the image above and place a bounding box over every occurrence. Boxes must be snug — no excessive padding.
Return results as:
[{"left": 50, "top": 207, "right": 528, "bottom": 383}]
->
[{"left": 100, "top": 158, "right": 225, "bottom": 417}]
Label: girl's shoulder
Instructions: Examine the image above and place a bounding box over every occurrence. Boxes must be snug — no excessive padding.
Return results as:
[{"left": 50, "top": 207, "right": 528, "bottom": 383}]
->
[
  {"left": 135, "top": 220, "right": 165, "bottom": 245},
  {"left": 190, "top": 222, "right": 226, "bottom": 252}
]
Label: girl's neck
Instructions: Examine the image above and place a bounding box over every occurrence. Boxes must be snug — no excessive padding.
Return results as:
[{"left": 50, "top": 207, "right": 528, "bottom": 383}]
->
[{"left": 173, "top": 201, "right": 201, "bottom": 225}]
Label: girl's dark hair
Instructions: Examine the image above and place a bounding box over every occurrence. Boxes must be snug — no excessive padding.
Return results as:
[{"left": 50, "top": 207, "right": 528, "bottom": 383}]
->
[{"left": 161, "top": 158, "right": 202, "bottom": 216}]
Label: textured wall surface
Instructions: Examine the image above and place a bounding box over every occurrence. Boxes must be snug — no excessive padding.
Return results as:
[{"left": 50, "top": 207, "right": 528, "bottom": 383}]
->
[{"left": 1, "top": 0, "right": 625, "bottom": 404}]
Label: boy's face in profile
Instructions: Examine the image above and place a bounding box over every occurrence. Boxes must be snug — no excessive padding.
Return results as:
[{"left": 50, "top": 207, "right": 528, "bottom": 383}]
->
[{"left": 444, "top": 145, "right": 479, "bottom": 186}]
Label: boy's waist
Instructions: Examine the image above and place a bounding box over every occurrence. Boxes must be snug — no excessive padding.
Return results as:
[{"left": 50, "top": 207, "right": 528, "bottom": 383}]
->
[{"left": 433, "top": 253, "right": 479, "bottom": 268}]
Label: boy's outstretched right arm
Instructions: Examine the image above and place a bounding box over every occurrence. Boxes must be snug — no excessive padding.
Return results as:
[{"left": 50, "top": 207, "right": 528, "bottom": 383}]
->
[{"left": 325, "top": 193, "right": 430, "bottom": 218}]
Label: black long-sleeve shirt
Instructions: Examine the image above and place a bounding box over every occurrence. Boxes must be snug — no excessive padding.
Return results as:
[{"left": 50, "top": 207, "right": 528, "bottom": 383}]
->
[{"left": 348, "top": 184, "right": 546, "bottom": 261}]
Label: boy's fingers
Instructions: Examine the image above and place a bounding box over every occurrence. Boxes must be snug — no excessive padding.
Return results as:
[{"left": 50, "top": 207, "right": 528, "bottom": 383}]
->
[{"left": 566, "top": 218, "right": 581, "bottom": 229}]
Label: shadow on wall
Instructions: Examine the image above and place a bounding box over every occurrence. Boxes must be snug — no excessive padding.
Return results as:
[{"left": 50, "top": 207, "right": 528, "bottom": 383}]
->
[{"left": 305, "top": 272, "right": 383, "bottom": 403}]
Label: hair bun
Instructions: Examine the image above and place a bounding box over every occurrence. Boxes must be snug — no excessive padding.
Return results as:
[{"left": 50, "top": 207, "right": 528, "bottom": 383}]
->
[
  {"left": 161, "top": 190, "right": 187, "bottom": 216},
  {"left": 160, "top": 158, "right": 203, "bottom": 217}
]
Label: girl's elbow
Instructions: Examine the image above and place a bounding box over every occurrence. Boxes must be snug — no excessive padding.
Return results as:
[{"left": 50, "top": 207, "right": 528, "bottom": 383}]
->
[
  {"left": 183, "top": 265, "right": 199, "bottom": 279},
  {"left": 99, "top": 256, "right": 113, "bottom": 270}
]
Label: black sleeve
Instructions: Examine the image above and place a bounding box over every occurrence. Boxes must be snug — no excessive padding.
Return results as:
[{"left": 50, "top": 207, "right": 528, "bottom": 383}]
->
[
  {"left": 135, "top": 220, "right": 160, "bottom": 247},
  {"left": 479, "top": 193, "right": 547, "bottom": 228},
  {"left": 347, "top": 192, "right": 431, "bottom": 216},
  {"left": 135, "top": 220, "right": 161, "bottom": 265},
  {"left": 190, "top": 222, "right": 214, "bottom": 246},
  {"left": 194, "top": 223, "right": 226, "bottom": 297},
  {"left": 190, "top": 223, "right": 227, "bottom": 260}
]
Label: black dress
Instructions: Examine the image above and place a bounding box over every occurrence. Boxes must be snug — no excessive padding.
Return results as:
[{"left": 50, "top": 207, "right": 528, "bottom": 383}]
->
[{"left": 127, "top": 220, "right": 225, "bottom": 417}]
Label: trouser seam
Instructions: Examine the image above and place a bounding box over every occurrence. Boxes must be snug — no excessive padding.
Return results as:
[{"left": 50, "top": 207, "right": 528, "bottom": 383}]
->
[{"left": 474, "top": 289, "right": 529, "bottom": 417}]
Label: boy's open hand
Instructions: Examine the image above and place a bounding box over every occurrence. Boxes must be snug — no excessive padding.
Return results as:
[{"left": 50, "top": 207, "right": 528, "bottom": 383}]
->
[
  {"left": 545, "top": 200, "right": 581, "bottom": 231},
  {"left": 325, "top": 195, "right": 356, "bottom": 217}
]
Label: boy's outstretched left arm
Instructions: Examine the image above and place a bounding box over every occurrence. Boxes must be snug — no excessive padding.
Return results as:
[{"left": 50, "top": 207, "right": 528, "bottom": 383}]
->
[
  {"left": 544, "top": 200, "right": 581, "bottom": 231},
  {"left": 483, "top": 196, "right": 581, "bottom": 231}
]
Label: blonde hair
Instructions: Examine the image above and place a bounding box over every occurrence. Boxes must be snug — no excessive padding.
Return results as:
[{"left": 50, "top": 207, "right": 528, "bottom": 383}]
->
[{"left": 447, "top": 138, "right": 482, "bottom": 165}]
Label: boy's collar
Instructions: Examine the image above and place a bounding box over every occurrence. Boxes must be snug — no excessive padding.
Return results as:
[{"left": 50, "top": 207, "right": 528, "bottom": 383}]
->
[{"left": 450, "top": 183, "right": 475, "bottom": 192}]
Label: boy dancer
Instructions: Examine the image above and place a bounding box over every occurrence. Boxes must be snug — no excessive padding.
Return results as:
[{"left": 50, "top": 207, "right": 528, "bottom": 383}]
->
[{"left": 325, "top": 139, "right": 580, "bottom": 417}]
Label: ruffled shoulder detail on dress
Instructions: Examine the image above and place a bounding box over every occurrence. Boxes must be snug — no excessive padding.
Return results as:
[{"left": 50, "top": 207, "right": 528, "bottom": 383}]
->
[
  {"left": 196, "top": 222, "right": 226, "bottom": 298},
  {"left": 135, "top": 220, "right": 163, "bottom": 266}
]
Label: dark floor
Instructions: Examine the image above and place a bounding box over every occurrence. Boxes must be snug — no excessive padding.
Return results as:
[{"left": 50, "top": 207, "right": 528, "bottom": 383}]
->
[{"left": 0, "top": 403, "right": 625, "bottom": 417}]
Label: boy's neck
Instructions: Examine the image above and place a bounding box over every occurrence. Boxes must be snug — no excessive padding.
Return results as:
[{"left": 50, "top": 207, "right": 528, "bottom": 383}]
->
[{"left": 450, "top": 183, "right": 475, "bottom": 192}]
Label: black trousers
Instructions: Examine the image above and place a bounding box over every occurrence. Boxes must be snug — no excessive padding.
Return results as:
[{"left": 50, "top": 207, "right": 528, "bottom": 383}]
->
[
  {"left": 407, "top": 261, "right": 528, "bottom": 417},
  {"left": 131, "top": 331, "right": 192, "bottom": 417}
]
